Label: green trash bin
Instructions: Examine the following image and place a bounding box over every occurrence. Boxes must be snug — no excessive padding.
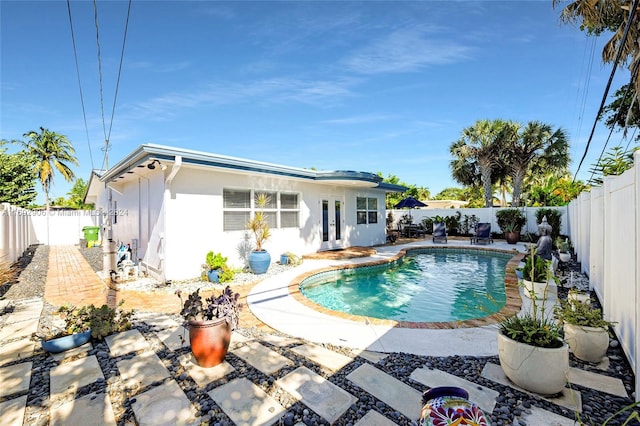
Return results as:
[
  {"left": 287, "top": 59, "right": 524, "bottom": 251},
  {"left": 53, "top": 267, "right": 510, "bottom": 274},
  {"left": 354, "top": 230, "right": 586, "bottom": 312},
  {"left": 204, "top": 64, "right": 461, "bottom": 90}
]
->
[{"left": 82, "top": 226, "right": 100, "bottom": 247}]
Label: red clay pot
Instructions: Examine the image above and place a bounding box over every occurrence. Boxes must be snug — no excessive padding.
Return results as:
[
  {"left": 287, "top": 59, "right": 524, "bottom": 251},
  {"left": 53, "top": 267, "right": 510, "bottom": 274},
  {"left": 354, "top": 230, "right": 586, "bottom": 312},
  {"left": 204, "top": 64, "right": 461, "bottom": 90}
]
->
[{"left": 188, "top": 318, "right": 231, "bottom": 368}]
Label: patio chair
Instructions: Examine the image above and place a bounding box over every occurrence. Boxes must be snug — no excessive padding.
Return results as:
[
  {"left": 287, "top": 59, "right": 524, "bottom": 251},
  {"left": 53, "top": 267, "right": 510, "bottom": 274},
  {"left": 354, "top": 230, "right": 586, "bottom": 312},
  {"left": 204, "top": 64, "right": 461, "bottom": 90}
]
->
[
  {"left": 471, "top": 223, "right": 493, "bottom": 245},
  {"left": 432, "top": 222, "right": 447, "bottom": 244}
]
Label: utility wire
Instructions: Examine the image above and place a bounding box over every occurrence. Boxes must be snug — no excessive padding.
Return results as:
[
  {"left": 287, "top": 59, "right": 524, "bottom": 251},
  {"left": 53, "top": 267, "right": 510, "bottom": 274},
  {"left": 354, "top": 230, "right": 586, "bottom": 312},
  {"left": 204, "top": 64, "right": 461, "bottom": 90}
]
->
[
  {"left": 586, "top": 81, "right": 636, "bottom": 184},
  {"left": 573, "top": 0, "right": 640, "bottom": 180},
  {"left": 66, "top": 0, "right": 95, "bottom": 170},
  {"left": 94, "top": 0, "right": 108, "bottom": 170},
  {"left": 106, "top": 0, "right": 132, "bottom": 149}
]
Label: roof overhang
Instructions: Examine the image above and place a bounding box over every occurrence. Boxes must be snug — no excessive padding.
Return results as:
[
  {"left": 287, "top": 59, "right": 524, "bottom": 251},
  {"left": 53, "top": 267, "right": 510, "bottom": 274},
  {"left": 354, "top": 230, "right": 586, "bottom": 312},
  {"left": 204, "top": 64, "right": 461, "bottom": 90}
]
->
[{"left": 99, "top": 144, "right": 403, "bottom": 190}]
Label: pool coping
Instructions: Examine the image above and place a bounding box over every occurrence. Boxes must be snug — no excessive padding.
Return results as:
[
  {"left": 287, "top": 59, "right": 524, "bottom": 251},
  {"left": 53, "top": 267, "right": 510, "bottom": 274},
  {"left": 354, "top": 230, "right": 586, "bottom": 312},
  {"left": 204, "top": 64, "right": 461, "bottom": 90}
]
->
[{"left": 288, "top": 245, "right": 524, "bottom": 329}]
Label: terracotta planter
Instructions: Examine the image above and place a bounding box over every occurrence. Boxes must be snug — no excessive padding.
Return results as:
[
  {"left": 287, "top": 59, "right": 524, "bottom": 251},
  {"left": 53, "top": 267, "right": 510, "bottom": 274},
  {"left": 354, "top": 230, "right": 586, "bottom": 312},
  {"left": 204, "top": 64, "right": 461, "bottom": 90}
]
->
[
  {"left": 504, "top": 231, "right": 520, "bottom": 244},
  {"left": 564, "top": 323, "right": 609, "bottom": 363},
  {"left": 498, "top": 330, "right": 568, "bottom": 395},
  {"left": 188, "top": 318, "right": 231, "bottom": 367}
]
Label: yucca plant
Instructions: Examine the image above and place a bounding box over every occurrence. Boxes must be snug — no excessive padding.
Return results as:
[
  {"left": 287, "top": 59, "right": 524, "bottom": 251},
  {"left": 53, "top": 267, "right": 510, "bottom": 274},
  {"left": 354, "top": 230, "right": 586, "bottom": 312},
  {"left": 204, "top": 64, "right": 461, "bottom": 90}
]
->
[{"left": 247, "top": 193, "right": 271, "bottom": 251}]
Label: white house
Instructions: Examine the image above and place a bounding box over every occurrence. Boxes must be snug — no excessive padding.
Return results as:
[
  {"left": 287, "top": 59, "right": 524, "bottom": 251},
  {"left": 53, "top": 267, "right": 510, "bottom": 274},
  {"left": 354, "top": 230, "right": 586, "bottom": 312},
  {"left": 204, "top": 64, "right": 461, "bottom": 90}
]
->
[{"left": 84, "top": 144, "right": 405, "bottom": 282}]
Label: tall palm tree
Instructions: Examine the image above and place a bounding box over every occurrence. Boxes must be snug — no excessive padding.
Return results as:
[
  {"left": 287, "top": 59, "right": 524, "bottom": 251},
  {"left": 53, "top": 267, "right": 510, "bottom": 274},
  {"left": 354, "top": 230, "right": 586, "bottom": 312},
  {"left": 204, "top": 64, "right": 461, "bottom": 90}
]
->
[
  {"left": 22, "top": 127, "right": 78, "bottom": 210},
  {"left": 504, "top": 121, "right": 569, "bottom": 207},
  {"left": 450, "top": 119, "right": 508, "bottom": 207},
  {"left": 554, "top": 0, "right": 640, "bottom": 95}
]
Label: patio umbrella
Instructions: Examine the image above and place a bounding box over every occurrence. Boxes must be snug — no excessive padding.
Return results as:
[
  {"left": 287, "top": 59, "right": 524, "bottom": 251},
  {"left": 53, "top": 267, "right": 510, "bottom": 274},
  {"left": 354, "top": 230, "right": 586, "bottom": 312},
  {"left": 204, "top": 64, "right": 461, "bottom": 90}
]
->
[{"left": 394, "top": 197, "right": 427, "bottom": 221}]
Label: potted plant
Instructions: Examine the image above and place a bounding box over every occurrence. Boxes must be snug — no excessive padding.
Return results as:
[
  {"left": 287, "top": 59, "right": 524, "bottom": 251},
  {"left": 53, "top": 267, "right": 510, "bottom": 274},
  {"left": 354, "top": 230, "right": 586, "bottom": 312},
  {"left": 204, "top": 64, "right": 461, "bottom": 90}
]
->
[
  {"left": 498, "top": 246, "right": 568, "bottom": 395},
  {"left": 204, "top": 251, "right": 228, "bottom": 283},
  {"left": 40, "top": 300, "right": 134, "bottom": 353},
  {"left": 567, "top": 287, "right": 590, "bottom": 304},
  {"left": 518, "top": 250, "right": 553, "bottom": 300},
  {"left": 280, "top": 251, "right": 301, "bottom": 266},
  {"left": 176, "top": 286, "right": 242, "bottom": 368},
  {"left": 495, "top": 208, "right": 526, "bottom": 244},
  {"left": 556, "top": 237, "right": 571, "bottom": 263},
  {"left": 247, "top": 192, "right": 272, "bottom": 274},
  {"left": 555, "top": 297, "right": 614, "bottom": 363}
]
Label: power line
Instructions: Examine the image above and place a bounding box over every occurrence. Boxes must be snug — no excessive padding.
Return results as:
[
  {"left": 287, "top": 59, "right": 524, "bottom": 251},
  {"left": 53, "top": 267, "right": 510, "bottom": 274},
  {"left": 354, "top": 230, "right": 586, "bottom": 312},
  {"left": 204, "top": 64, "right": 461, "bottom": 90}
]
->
[
  {"left": 93, "top": 0, "right": 108, "bottom": 170},
  {"left": 573, "top": 0, "right": 640, "bottom": 180},
  {"left": 66, "top": 0, "right": 95, "bottom": 170},
  {"left": 106, "top": 0, "right": 132, "bottom": 149},
  {"left": 586, "top": 82, "right": 634, "bottom": 184}
]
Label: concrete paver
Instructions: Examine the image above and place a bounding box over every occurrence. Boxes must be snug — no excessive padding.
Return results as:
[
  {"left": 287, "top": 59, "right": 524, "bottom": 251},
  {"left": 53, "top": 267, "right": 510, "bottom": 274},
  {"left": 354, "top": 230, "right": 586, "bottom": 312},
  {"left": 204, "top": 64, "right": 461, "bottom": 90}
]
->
[
  {"left": 518, "top": 406, "right": 577, "bottom": 425},
  {"left": 347, "top": 363, "right": 422, "bottom": 421},
  {"left": 50, "top": 391, "right": 117, "bottom": 426},
  {"left": 277, "top": 366, "right": 357, "bottom": 424},
  {"left": 355, "top": 350, "right": 388, "bottom": 363},
  {"left": 0, "top": 361, "right": 32, "bottom": 398},
  {"left": 178, "top": 353, "right": 235, "bottom": 387},
  {"left": 259, "top": 334, "right": 300, "bottom": 346},
  {"left": 0, "top": 338, "right": 35, "bottom": 364},
  {"left": 155, "top": 326, "right": 190, "bottom": 350},
  {"left": 568, "top": 366, "right": 627, "bottom": 397},
  {"left": 3, "top": 299, "right": 43, "bottom": 324},
  {"left": 208, "top": 377, "right": 287, "bottom": 426},
  {"left": 409, "top": 366, "right": 500, "bottom": 413},
  {"left": 0, "top": 394, "right": 27, "bottom": 426},
  {"left": 105, "top": 328, "right": 150, "bottom": 356},
  {"left": 231, "top": 340, "right": 293, "bottom": 375},
  {"left": 50, "top": 342, "right": 93, "bottom": 362},
  {"left": 0, "top": 318, "right": 39, "bottom": 342},
  {"left": 131, "top": 379, "right": 198, "bottom": 426},
  {"left": 117, "top": 350, "right": 170, "bottom": 389},
  {"left": 481, "top": 362, "right": 582, "bottom": 413},
  {"left": 291, "top": 343, "right": 354, "bottom": 372},
  {"left": 354, "top": 410, "right": 398, "bottom": 426},
  {"left": 50, "top": 355, "right": 104, "bottom": 398}
]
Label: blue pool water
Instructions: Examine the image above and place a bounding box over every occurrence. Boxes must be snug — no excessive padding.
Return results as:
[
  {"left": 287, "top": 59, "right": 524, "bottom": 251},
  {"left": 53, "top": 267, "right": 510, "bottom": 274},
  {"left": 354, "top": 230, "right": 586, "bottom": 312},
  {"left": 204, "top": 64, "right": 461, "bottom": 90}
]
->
[{"left": 300, "top": 249, "right": 511, "bottom": 322}]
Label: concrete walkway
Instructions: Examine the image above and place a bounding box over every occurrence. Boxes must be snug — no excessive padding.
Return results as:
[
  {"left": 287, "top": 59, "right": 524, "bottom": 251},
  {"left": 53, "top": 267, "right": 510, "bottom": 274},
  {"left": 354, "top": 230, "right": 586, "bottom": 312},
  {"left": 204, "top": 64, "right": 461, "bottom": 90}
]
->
[{"left": 0, "top": 243, "right": 633, "bottom": 425}]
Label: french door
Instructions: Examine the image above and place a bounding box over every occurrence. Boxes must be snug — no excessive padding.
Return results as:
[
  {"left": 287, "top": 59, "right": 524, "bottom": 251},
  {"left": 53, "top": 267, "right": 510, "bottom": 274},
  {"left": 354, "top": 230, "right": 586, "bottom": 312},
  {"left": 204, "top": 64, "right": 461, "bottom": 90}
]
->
[{"left": 320, "top": 197, "right": 344, "bottom": 250}]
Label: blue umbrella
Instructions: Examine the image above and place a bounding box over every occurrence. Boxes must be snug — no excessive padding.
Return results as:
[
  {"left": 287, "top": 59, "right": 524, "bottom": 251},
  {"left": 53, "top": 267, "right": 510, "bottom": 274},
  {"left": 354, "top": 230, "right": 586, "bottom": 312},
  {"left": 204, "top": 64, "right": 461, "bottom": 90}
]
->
[
  {"left": 395, "top": 197, "right": 427, "bottom": 209},
  {"left": 395, "top": 197, "right": 427, "bottom": 221}
]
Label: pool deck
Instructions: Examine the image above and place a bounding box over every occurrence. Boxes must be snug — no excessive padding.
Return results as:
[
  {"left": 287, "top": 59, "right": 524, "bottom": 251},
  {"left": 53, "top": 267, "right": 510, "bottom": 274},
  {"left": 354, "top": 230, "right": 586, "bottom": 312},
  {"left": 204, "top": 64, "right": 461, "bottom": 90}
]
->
[{"left": 247, "top": 238, "right": 533, "bottom": 357}]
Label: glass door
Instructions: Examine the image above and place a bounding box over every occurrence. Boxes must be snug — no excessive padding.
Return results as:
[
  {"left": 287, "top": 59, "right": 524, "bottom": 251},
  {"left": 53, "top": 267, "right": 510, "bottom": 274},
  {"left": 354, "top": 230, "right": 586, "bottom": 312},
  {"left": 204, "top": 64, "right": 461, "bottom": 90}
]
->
[{"left": 321, "top": 197, "right": 343, "bottom": 250}]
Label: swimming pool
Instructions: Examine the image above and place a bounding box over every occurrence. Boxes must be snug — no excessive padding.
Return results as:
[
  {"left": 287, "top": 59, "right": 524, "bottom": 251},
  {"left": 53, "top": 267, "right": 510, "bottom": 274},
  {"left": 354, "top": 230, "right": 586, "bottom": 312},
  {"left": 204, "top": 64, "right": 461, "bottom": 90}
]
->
[{"left": 299, "top": 248, "right": 512, "bottom": 323}]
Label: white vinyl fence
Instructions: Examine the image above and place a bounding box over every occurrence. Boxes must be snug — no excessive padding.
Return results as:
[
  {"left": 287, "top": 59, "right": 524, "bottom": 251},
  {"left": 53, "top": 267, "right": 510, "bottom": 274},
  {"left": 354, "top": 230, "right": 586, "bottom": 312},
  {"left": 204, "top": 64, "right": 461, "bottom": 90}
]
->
[
  {"left": 0, "top": 204, "right": 101, "bottom": 263},
  {"left": 387, "top": 206, "right": 569, "bottom": 239},
  {"left": 568, "top": 150, "right": 640, "bottom": 402}
]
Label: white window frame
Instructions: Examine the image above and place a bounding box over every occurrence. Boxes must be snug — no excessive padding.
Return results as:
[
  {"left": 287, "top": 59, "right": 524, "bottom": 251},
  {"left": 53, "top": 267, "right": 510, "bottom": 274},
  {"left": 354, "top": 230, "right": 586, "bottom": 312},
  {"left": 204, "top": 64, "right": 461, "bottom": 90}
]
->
[
  {"left": 356, "top": 196, "right": 378, "bottom": 225},
  {"left": 223, "top": 189, "right": 300, "bottom": 231}
]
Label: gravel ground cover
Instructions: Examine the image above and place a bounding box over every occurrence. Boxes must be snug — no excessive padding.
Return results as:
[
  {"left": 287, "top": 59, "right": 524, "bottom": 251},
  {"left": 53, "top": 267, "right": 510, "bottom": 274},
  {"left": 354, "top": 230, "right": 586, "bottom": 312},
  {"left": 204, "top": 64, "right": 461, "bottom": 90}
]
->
[{"left": 0, "top": 246, "right": 637, "bottom": 425}]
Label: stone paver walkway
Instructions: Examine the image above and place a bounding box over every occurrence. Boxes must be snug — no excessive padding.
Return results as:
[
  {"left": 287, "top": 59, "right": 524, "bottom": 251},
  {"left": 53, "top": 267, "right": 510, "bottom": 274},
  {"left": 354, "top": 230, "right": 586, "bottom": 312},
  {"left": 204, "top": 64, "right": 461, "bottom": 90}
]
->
[{"left": 0, "top": 245, "right": 636, "bottom": 425}]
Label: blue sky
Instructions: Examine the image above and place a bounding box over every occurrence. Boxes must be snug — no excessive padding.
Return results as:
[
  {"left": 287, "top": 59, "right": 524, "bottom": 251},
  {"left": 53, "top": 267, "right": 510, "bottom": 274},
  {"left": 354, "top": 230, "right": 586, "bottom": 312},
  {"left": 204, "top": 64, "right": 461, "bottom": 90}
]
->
[{"left": 0, "top": 1, "right": 631, "bottom": 204}]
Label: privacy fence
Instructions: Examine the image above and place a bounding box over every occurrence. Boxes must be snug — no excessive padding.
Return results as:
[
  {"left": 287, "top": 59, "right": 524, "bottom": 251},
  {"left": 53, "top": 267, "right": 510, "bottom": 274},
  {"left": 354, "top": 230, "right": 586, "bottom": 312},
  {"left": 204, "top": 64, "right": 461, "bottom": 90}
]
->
[
  {"left": 567, "top": 150, "right": 640, "bottom": 402},
  {"left": 0, "top": 204, "right": 99, "bottom": 263}
]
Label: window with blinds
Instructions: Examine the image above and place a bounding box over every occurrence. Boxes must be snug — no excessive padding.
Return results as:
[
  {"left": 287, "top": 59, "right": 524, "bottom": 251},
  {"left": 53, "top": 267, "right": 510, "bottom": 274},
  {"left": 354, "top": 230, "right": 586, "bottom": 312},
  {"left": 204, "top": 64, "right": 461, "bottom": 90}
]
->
[
  {"left": 223, "top": 189, "right": 299, "bottom": 231},
  {"left": 357, "top": 196, "right": 378, "bottom": 224}
]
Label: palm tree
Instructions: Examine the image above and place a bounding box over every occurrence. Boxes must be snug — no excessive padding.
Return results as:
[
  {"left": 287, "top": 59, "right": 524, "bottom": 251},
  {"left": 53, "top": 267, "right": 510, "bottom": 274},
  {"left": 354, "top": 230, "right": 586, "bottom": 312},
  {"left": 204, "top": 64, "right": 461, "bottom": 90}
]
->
[
  {"left": 554, "top": 0, "right": 640, "bottom": 96},
  {"left": 22, "top": 127, "right": 78, "bottom": 210},
  {"left": 503, "top": 121, "right": 569, "bottom": 207},
  {"left": 450, "top": 119, "right": 508, "bottom": 207}
]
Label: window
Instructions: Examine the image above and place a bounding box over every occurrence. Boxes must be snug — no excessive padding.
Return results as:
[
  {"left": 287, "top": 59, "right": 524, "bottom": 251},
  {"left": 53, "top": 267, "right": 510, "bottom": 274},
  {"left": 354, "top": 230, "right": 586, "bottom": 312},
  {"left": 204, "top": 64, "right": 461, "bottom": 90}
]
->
[
  {"left": 280, "top": 193, "right": 300, "bottom": 228},
  {"left": 223, "top": 189, "right": 300, "bottom": 231},
  {"left": 357, "top": 196, "right": 378, "bottom": 224}
]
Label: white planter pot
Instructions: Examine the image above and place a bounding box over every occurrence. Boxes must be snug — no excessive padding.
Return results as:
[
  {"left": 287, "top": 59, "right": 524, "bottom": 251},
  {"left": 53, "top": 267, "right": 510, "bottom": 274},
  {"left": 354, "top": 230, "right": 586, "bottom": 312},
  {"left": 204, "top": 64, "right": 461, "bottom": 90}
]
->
[
  {"left": 498, "top": 331, "right": 569, "bottom": 395},
  {"left": 568, "top": 292, "right": 590, "bottom": 304},
  {"left": 563, "top": 323, "right": 609, "bottom": 363},
  {"left": 558, "top": 252, "right": 571, "bottom": 263},
  {"left": 522, "top": 279, "right": 550, "bottom": 300}
]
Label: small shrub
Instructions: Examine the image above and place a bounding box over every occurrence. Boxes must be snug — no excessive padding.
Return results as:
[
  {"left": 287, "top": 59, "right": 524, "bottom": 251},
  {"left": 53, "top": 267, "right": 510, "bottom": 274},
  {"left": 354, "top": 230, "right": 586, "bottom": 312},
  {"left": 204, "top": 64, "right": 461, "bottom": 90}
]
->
[{"left": 55, "top": 300, "right": 134, "bottom": 340}]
